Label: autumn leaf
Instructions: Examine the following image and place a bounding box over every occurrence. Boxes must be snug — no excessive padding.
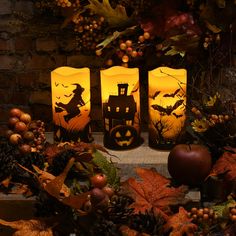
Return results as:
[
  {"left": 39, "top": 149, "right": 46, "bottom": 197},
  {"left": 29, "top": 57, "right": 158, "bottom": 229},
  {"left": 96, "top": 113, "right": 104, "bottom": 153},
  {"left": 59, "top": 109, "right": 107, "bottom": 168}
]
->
[
  {"left": 209, "top": 148, "right": 236, "bottom": 181},
  {"left": 122, "top": 168, "right": 188, "bottom": 217},
  {"left": 96, "top": 26, "right": 138, "bottom": 52},
  {"left": 163, "top": 207, "right": 198, "bottom": 236},
  {"left": 0, "top": 218, "right": 53, "bottom": 236},
  {"left": 120, "top": 225, "right": 150, "bottom": 236},
  {"left": 86, "top": 0, "right": 134, "bottom": 28},
  {"left": 44, "top": 157, "right": 75, "bottom": 199}
]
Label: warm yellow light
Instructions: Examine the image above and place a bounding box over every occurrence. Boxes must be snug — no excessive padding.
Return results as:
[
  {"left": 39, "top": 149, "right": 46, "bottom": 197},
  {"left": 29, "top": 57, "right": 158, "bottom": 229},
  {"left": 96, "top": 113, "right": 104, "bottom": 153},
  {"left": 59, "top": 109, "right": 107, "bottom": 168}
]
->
[
  {"left": 51, "top": 66, "right": 91, "bottom": 142},
  {"left": 100, "top": 66, "right": 141, "bottom": 150},
  {"left": 148, "top": 67, "right": 187, "bottom": 149}
]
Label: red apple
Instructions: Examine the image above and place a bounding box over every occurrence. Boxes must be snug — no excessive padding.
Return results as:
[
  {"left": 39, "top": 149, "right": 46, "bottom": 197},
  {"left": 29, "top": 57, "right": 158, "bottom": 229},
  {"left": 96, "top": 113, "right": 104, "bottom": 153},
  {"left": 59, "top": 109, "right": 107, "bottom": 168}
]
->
[{"left": 167, "top": 144, "right": 212, "bottom": 186}]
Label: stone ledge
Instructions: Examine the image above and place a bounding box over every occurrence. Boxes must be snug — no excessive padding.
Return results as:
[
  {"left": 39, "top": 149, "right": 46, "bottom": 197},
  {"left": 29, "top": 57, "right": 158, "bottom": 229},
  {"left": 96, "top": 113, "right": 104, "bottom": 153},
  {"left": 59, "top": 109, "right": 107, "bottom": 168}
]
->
[{"left": 46, "top": 132, "right": 170, "bottom": 177}]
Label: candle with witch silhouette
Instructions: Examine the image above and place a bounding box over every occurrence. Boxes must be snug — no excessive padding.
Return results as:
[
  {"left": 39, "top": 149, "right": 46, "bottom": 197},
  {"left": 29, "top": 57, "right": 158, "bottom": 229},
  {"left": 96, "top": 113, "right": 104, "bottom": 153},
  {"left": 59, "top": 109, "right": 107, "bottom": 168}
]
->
[{"left": 51, "top": 66, "right": 93, "bottom": 143}]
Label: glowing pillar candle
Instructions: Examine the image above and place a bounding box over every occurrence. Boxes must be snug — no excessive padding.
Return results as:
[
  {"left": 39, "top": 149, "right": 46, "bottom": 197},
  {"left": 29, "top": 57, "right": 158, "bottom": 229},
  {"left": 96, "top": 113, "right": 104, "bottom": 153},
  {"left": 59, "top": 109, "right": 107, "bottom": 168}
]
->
[
  {"left": 148, "top": 67, "right": 187, "bottom": 149},
  {"left": 51, "top": 66, "right": 92, "bottom": 143},
  {"left": 100, "top": 66, "right": 142, "bottom": 150}
]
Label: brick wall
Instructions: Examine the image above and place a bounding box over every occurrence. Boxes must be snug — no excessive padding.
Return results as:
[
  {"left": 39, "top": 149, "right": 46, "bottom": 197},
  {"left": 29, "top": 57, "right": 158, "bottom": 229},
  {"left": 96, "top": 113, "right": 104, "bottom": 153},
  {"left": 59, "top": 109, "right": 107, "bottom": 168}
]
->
[
  {"left": 0, "top": 1, "right": 235, "bottom": 136},
  {"left": 0, "top": 0, "right": 106, "bottom": 135}
]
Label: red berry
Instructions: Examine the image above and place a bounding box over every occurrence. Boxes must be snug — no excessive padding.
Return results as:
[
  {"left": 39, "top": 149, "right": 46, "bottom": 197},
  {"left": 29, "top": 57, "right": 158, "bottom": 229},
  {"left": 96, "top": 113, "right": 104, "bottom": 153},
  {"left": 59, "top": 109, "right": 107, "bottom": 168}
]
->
[
  {"left": 9, "top": 108, "right": 22, "bottom": 118},
  {"left": 19, "top": 144, "right": 31, "bottom": 154},
  {"left": 8, "top": 117, "right": 19, "bottom": 128},
  {"left": 102, "top": 186, "right": 114, "bottom": 198},
  {"left": 15, "top": 121, "right": 28, "bottom": 133},
  {"left": 20, "top": 113, "right": 31, "bottom": 123},
  {"left": 9, "top": 133, "right": 22, "bottom": 145},
  {"left": 90, "top": 174, "right": 107, "bottom": 189}
]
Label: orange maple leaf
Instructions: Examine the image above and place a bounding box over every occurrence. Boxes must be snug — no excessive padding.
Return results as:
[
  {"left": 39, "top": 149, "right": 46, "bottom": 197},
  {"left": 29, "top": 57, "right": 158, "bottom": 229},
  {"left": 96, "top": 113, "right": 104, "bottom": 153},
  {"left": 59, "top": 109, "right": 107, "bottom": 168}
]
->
[
  {"left": 122, "top": 168, "right": 188, "bottom": 217},
  {"left": 163, "top": 207, "right": 198, "bottom": 236},
  {"left": 209, "top": 148, "right": 236, "bottom": 181},
  {"left": 120, "top": 225, "right": 150, "bottom": 236}
]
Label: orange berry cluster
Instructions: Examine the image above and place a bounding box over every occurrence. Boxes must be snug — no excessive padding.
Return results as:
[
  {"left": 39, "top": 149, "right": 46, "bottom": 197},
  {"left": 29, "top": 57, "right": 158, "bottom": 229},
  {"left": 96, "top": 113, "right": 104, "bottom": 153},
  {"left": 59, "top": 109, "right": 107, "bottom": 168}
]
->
[
  {"left": 191, "top": 106, "right": 230, "bottom": 127},
  {"left": 188, "top": 207, "right": 217, "bottom": 225},
  {"left": 5, "top": 108, "right": 46, "bottom": 154},
  {"left": 111, "top": 32, "right": 151, "bottom": 67},
  {"left": 229, "top": 207, "right": 236, "bottom": 222}
]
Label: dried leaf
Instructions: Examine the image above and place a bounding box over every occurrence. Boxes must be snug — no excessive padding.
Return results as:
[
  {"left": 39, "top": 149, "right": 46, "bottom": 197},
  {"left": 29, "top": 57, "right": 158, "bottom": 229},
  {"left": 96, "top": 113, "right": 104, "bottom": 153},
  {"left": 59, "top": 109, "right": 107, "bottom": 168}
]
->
[
  {"left": 216, "top": 0, "right": 226, "bottom": 8},
  {"left": 120, "top": 225, "right": 150, "bottom": 236},
  {"left": 8, "top": 183, "right": 32, "bottom": 196},
  {"left": 205, "top": 20, "right": 222, "bottom": 33},
  {"left": 96, "top": 26, "right": 137, "bottom": 52},
  {"left": 62, "top": 192, "right": 90, "bottom": 213},
  {"left": 86, "top": 0, "right": 134, "bottom": 28},
  {"left": 0, "top": 176, "right": 11, "bottom": 188},
  {"left": 209, "top": 148, "right": 236, "bottom": 181},
  {"left": 44, "top": 157, "right": 75, "bottom": 199},
  {"left": 0, "top": 218, "right": 53, "bottom": 236},
  {"left": 122, "top": 168, "right": 188, "bottom": 217},
  {"left": 163, "top": 207, "right": 198, "bottom": 236}
]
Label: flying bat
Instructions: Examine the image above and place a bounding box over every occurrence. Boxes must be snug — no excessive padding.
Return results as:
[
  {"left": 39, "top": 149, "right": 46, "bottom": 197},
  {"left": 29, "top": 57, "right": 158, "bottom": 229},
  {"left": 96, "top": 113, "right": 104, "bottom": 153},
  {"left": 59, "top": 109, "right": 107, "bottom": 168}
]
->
[
  {"left": 149, "top": 91, "right": 161, "bottom": 99},
  {"left": 62, "top": 84, "right": 69, "bottom": 88},
  {"left": 56, "top": 96, "right": 60, "bottom": 99},
  {"left": 55, "top": 82, "right": 59, "bottom": 87},
  {"left": 151, "top": 99, "right": 184, "bottom": 115},
  {"left": 173, "top": 112, "right": 183, "bottom": 118},
  {"left": 163, "top": 88, "right": 180, "bottom": 97},
  {"left": 64, "top": 94, "right": 72, "bottom": 97}
]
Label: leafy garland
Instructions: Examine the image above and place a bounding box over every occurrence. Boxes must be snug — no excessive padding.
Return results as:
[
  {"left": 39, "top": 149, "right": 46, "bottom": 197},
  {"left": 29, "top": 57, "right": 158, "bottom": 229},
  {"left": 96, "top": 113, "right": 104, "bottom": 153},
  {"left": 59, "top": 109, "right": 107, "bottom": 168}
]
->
[{"left": 0, "top": 117, "right": 236, "bottom": 235}]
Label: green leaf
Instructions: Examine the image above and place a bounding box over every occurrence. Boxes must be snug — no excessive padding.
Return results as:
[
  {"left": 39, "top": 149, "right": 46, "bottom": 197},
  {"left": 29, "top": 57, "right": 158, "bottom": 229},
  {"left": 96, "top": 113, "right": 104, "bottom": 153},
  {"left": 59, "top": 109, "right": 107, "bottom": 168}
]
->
[
  {"left": 86, "top": 0, "right": 134, "bottom": 28},
  {"left": 92, "top": 151, "right": 120, "bottom": 189},
  {"left": 96, "top": 26, "right": 137, "bottom": 52},
  {"left": 212, "top": 196, "right": 236, "bottom": 218}
]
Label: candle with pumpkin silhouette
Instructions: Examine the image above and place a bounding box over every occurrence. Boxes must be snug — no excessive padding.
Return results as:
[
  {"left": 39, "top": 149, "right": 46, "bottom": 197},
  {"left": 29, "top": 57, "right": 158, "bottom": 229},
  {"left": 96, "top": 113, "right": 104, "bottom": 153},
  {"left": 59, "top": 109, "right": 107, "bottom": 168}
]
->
[
  {"left": 148, "top": 67, "right": 187, "bottom": 149},
  {"left": 51, "top": 66, "right": 92, "bottom": 142},
  {"left": 100, "top": 66, "right": 142, "bottom": 150}
]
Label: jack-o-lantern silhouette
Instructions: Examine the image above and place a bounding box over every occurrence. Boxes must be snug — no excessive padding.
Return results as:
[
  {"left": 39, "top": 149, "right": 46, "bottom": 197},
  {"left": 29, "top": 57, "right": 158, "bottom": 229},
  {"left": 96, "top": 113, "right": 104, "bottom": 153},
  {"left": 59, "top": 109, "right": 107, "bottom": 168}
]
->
[
  {"left": 100, "top": 66, "right": 142, "bottom": 150},
  {"left": 110, "top": 125, "right": 137, "bottom": 147}
]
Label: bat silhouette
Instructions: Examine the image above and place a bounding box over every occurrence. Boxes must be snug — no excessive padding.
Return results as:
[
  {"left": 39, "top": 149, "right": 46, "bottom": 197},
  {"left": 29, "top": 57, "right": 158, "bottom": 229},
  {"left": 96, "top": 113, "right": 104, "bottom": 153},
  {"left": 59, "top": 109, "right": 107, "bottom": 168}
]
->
[
  {"left": 149, "top": 91, "right": 161, "bottom": 99},
  {"left": 173, "top": 112, "right": 183, "bottom": 118},
  {"left": 56, "top": 96, "right": 60, "bottom": 99},
  {"left": 131, "top": 87, "right": 139, "bottom": 93},
  {"left": 55, "top": 82, "right": 59, "bottom": 87},
  {"left": 62, "top": 84, "right": 69, "bottom": 88},
  {"left": 163, "top": 88, "right": 180, "bottom": 97},
  {"left": 64, "top": 94, "right": 72, "bottom": 97},
  {"left": 151, "top": 99, "right": 184, "bottom": 115}
]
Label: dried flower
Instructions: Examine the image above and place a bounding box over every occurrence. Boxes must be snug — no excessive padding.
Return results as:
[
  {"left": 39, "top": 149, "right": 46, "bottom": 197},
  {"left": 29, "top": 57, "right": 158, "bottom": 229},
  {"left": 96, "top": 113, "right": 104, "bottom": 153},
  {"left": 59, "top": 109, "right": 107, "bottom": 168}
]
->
[{"left": 191, "top": 119, "right": 210, "bottom": 133}]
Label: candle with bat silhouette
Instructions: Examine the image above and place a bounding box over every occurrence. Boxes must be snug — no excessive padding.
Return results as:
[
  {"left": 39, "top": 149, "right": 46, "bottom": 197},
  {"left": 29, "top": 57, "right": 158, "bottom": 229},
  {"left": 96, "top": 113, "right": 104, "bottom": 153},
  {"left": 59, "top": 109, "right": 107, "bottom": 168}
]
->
[
  {"left": 51, "top": 66, "right": 92, "bottom": 143},
  {"left": 100, "top": 66, "right": 142, "bottom": 150},
  {"left": 148, "top": 67, "right": 187, "bottom": 149}
]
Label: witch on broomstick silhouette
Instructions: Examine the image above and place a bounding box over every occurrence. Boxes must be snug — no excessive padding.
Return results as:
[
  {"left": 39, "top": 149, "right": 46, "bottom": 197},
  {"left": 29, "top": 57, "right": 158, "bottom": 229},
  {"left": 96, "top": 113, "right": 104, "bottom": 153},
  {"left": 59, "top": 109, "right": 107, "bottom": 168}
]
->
[{"left": 55, "top": 83, "right": 85, "bottom": 123}]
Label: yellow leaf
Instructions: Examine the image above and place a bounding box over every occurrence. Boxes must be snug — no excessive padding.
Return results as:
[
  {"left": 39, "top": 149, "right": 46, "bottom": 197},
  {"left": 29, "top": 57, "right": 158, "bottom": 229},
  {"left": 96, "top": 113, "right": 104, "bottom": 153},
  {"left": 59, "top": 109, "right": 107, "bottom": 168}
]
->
[{"left": 205, "top": 21, "right": 222, "bottom": 33}]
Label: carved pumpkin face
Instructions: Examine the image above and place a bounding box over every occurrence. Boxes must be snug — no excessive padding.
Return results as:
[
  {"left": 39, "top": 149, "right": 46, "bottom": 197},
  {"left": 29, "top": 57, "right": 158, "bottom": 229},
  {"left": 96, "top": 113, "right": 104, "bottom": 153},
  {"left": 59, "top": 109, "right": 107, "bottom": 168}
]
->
[{"left": 110, "top": 125, "right": 137, "bottom": 147}]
